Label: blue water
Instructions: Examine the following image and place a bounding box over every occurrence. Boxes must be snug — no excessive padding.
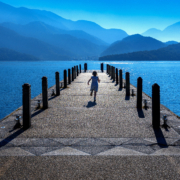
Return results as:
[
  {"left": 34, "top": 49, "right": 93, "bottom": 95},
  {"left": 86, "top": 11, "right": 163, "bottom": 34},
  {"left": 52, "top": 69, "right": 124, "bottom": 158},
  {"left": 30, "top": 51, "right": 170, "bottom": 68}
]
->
[{"left": 0, "top": 61, "right": 180, "bottom": 120}]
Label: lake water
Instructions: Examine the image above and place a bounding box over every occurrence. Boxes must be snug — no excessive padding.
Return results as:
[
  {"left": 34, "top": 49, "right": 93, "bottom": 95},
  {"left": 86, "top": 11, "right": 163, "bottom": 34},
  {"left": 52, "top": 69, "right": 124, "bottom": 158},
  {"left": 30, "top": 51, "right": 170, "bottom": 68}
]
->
[{"left": 0, "top": 60, "right": 180, "bottom": 120}]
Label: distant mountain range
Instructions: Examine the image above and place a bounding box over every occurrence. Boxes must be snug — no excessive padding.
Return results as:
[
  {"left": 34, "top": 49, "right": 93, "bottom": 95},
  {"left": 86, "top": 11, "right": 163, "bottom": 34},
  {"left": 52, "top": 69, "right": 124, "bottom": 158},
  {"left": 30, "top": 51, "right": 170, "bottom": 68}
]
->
[
  {"left": 0, "top": 1, "right": 128, "bottom": 44},
  {"left": 101, "top": 34, "right": 167, "bottom": 56},
  {"left": 0, "top": 48, "right": 39, "bottom": 61},
  {"left": 142, "top": 22, "right": 180, "bottom": 42},
  {"left": 0, "top": 1, "right": 180, "bottom": 61},
  {"left": 0, "top": 25, "right": 74, "bottom": 60},
  {"left": 0, "top": 22, "right": 107, "bottom": 59},
  {"left": 0, "top": 21, "right": 107, "bottom": 47},
  {"left": 99, "top": 43, "right": 180, "bottom": 60}
]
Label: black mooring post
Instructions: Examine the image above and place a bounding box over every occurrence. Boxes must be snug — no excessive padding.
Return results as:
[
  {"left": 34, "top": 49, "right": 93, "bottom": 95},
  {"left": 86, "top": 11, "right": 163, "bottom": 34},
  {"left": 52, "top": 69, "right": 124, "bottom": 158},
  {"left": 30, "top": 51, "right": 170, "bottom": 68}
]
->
[
  {"left": 64, "top": 70, "right": 67, "bottom": 88},
  {"left": 152, "top": 83, "right": 160, "bottom": 129},
  {"left": 68, "top": 69, "right": 71, "bottom": 84},
  {"left": 79, "top": 64, "right": 81, "bottom": 73},
  {"left": 113, "top": 67, "right": 115, "bottom": 82},
  {"left": 119, "top": 69, "right": 122, "bottom": 89},
  {"left": 101, "top": 63, "right": 104, "bottom": 72},
  {"left": 110, "top": 66, "right": 113, "bottom": 79},
  {"left": 74, "top": 66, "right": 76, "bottom": 79},
  {"left": 116, "top": 68, "right": 118, "bottom": 84},
  {"left": 126, "top": 72, "right": 130, "bottom": 96},
  {"left": 23, "top": 83, "right": 31, "bottom": 130},
  {"left": 137, "top": 77, "right": 142, "bottom": 109},
  {"left": 111, "top": 66, "right": 113, "bottom": 79},
  {"left": 42, "top": 76, "right": 48, "bottom": 109},
  {"left": 75, "top": 66, "right": 77, "bottom": 77},
  {"left": 84, "top": 63, "right": 87, "bottom": 72},
  {"left": 72, "top": 67, "right": 74, "bottom": 81},
  {"left": 77, "top": 65, "right": 79, "bottom": 76},
  {"left": 56, "top": 72, "right": 60, "bottom": 96}
]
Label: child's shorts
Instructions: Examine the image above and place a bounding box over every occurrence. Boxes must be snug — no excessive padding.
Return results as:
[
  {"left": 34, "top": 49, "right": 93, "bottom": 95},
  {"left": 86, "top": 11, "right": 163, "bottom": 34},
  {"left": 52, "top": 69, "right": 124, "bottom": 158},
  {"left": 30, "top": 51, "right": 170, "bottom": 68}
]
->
[{"left": 91, "top": 85, "right": 98, "bottom": 92}]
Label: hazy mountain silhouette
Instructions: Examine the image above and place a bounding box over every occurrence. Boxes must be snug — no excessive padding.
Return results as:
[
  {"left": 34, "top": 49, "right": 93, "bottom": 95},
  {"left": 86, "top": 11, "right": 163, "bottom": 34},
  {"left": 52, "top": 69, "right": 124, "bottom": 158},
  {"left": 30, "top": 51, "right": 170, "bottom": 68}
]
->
[
  {"left": 99, "top": 43, "right": 180, "bottom": 60},
  {"left": 101, "top": 34, "right": 166, "bottom": 56},
  {"left": 63, "top": 20, "right": 128, "bottom": 44},
  {"left": 0, "top": 21, "right": 107, "bottom": 46},
  {"left": 0, "top": 1, "right": 67, "bottom": 30},
  {"left": 165, "top": 41, "right": 179, "bottom": 45},
  {"left": 0, "top": 22, "right": 107, "bottom": 59},
  {"left": 0, "top": 48, "right": 39, "bottom": 61},
  {"left": 142, "top": 22, "right": 180, "bottom": 42},
  {"left": 0, "top": 1, "right": 128, "bottom": 44},
  {"left": 0, "top": 26, "right": 73, "bottom": 60}
]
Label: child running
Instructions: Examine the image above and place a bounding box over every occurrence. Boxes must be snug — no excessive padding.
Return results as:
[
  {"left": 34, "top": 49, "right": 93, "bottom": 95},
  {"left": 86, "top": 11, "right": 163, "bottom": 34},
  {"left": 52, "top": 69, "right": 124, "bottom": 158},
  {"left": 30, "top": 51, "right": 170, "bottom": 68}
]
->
[{"left": 87, "top": 71, "right": 100, "bottom": 102}]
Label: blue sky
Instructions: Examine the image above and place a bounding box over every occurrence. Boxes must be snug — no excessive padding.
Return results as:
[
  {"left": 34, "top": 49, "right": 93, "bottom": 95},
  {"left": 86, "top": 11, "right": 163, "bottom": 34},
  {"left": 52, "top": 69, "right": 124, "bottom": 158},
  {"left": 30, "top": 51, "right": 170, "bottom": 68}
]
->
[{"left": 1, "top": 0, "right": 180, "bottom": 34}]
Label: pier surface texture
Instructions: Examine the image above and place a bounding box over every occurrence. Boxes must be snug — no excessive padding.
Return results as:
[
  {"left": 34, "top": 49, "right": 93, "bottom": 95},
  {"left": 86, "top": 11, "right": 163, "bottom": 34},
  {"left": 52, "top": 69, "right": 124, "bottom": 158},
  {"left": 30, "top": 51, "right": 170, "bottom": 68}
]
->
[{"left": 1, "top": 71, "right": 180, "bottom": 179}]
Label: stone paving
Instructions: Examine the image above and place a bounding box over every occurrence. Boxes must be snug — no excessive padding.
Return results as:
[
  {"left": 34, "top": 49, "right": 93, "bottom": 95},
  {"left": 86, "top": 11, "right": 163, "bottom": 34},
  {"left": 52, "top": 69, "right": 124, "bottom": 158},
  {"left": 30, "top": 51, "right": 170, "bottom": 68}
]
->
[{"left": 1, "top": 71, "right": 180, "bottom": 179}]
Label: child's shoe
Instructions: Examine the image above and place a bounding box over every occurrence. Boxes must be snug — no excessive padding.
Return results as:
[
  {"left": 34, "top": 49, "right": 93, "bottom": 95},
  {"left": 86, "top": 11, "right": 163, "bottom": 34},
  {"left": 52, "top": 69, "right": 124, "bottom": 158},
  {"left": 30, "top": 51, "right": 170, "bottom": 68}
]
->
[{"left": 94, "top": 97, "right": 96, "bottom": 102}]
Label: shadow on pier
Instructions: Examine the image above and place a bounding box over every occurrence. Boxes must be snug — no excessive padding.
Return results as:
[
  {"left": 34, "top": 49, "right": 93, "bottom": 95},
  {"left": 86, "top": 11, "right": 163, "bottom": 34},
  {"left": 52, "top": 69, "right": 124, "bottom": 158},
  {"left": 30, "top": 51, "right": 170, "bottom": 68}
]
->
[
  {"left": 137, "top": 109, "right": 145, "bottom": 118},
  {"left": 0, "top": 128, "right": 24, "bottom": 148},
  {"left": 153, "top": 128, "right": 168, "bottom": 148},
  {"left": 86, "top": 101, "right": 97, "bottom": 108}
]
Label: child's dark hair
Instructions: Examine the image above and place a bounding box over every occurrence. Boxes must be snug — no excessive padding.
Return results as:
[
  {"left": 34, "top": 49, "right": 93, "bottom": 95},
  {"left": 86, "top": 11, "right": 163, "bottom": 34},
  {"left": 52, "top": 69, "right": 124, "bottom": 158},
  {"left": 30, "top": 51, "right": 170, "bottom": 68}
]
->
[{"left": 92, "top": 71, "right": 97, "bottom": 76}]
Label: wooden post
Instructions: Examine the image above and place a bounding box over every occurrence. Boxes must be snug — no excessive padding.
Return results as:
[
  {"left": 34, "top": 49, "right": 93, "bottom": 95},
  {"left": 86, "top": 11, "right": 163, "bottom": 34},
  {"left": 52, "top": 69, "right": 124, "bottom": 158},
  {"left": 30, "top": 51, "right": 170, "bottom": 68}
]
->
[
  {"left": 42, "top": 76, "right": 48, "bottom": 109},
  {"left": 79, "top": 64, "right": 81, "bottom": 73},
  {"left": 137, "top": 77, "right": 142, "bottom": 109},
  {"left": 113, "top": 67, "right": 115, "bottom": 82},
  {"left": 77, "top": 65, "right": 79, "bottom": 76},
  {"left": 56, "top": 72, "right": 60, "bottom": 96},
  {"left": 64, "top": 70, "right": 67, "bottom": 88},
  {"left": 119, "top": 69, "right": 122, "bottom": 89},
  {"left": 85, "top": 63, "right": 87, "bottom": 72},
  {"left": 101, "top": 63, "right": 104, "bottom": 72},
  {"left": 84, "top": 63, "right": 86, "bottom": 72},
  {"left": 74, "top": 66, "right": 76, "bottom": 79},
  {"left": 111, "top": 66, "right": 112, "bottom": 78},
  {"left": 116, "top": 68, "right": 118, "bottom": 84},
  {"left": 68, "top": 69, "right": 71, "bottom": 84},
  {"left": 126, "top": 72, "right": 130, "bottom": 96},
  {"left": 72, "top": 67, "right": 74, "bottom": 81},
  {"left": 152, "top": 83, "right": 160, "bottom": 128},
  {"left": 23, "top": 83, "right": 31, "bottom": 130}
]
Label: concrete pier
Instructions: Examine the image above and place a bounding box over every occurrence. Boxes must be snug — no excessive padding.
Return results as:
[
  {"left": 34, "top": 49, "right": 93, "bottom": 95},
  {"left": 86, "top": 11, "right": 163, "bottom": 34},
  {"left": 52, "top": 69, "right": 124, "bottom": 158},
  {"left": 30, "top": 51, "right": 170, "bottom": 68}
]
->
[{"left": 1, "top": 70, "right": 180, "bottom": 179}]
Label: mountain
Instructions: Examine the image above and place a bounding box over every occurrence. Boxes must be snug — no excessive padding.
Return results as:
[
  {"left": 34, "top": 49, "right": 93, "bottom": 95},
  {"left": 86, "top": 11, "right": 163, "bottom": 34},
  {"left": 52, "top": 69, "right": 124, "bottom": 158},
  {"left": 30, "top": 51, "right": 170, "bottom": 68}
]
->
[
  {"left": 0, "top": 1, "right": 128, "bottom": 44},
  {"left": 99, "top": 43, "right": 180, "bottom": 60},
  {"left": 0, "top": 21, "right": 108, "bottom": 46},
  {"left": 0, "top": 48, "right": 39, "bottom": 61},
  {"left": 0, "top": 1, "right": 67, "bottom": 30},
  {"left": 0, "top": 22, "right": 107, "bottom": 58},
  {"left": 142, "top": 22, "right": 180, "bottom": 42},
  {"left": 101, "top": 34, "right": 166, "bottom": 56},
  {"left": 0, "top": 25, "right": 73, "bottom": 60},
  {"left": 163, "top": 22, "right": 180, "bottom": 41},
  {"left": 165, "top": 41, "right": 179, "bottom": 45},
  {"left": 142, "top": 28, "right": 162, "bottom": 40},
  {"left": 63, "top": 20, "right": 128, "bottom": 44}
]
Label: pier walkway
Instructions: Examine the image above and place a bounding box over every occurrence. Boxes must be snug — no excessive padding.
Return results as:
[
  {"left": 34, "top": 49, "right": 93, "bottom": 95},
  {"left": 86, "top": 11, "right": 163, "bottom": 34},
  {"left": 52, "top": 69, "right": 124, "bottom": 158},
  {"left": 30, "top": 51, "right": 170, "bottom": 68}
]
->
[{"left": 1, "top": 71, "right": 180, "bottom": 179}]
